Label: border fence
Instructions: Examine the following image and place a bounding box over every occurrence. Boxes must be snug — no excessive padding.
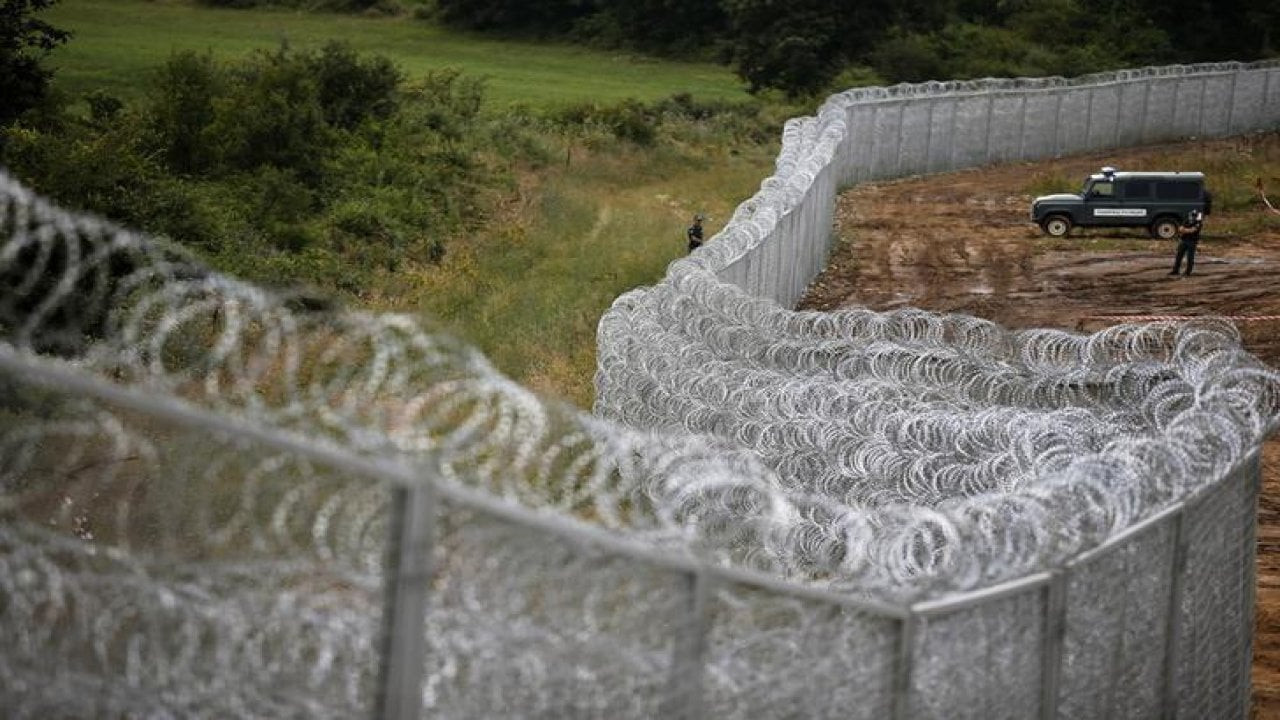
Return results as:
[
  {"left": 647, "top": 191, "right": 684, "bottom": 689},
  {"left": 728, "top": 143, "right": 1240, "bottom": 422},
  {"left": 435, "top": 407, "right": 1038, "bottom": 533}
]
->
[
  {"left": 1, "top": 61, "right": 1279, "bottom": 719},
  {"left": 666, "top": 60, "right": 1280, "bottom": 309}
]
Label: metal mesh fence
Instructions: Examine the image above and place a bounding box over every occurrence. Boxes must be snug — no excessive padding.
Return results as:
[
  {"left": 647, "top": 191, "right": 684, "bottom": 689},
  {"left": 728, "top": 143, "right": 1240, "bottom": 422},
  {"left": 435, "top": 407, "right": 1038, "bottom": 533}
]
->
[
  {"left": 1, "top": 60, "right": 1278, "bottom": 718},
  {"left": 592, "top": 60, "right": 1280, "bottom": 718},
  {"left": 0, "top": 394, "right": 388, "bottom": 718}
]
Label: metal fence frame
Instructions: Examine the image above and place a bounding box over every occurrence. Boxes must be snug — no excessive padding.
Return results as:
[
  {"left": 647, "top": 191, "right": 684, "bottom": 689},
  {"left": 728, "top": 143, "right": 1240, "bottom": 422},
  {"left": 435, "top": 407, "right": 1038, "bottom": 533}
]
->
[
  {"left": 2, "top": 304, "right": 1264, "bottom": 718},
  {"left": 588, "top": 60, "right": 1277, "bottom": 718},
  {"left": 3, "top": 61, "right": 1276, "bottom": 719}
]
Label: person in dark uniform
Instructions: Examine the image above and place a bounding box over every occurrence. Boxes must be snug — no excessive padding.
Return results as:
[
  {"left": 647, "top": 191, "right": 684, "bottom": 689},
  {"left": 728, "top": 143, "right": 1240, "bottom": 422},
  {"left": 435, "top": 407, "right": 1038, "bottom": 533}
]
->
[
  {"left": 686, "top": 214, "right": 705, "bottom": 253},
  {"left": 1170, "top": 210, "right": 1203, "bottom": 276}
]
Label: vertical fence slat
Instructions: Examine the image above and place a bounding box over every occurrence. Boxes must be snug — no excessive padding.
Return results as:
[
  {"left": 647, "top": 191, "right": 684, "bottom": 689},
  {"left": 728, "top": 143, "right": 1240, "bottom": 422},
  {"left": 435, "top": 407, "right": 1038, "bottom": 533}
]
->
[
  {"left": 1017, "top": 94, "right": 1028, "bottom": 160},
  {"left": 894, "top": 101, "right": 906, "bottom": 176},
  {"left": 1051, "top": 90, "right": 1063, "bottom": 157},
  {"left": 1140, "top": 79, "right": 1152, "bottom": 143},
  {"left": 982, "top": 93, "right": 995, "bottom": 164},
  {"left": 868, "top": 103, "right": 882, "bottom": 180},
  {"left": 1267, "top": 70, "right": 1277, "bottom": 126},
  {"left": 1112, "top": 83, "right": 1123, "bottom": 148},
  {"left": 662, "top": 570, "right": 712, "bottom": 720},
  {"left": 1239, "top": 455, "right": 1263, "bottom": 717},
  {"left": 1088, "top": 86, "right": 1098, "bottom": 149},
  {"left": 375, "top": 481, "right": 437, "bottom": 720},
  {"left": 1225, "top": 71, "right": 1239, "bottom": 134},
  {"left": 891, "top": 614, "right": 918, "bottom": 720},
  {"left": 1160, "top": 506, "right": 1189, "bottom": 720},
  {"left": 946, "top": 96, "right": 960, "bottom": 171},
  {"left": 1196, "top": 76, "right": 1209, "bottom": 137},
  {"left": 1040, "top": 572, "right": 1068, "bottom": 720},
  {"left": 924, "top": 97, "right": 937, "bottom": 172}
]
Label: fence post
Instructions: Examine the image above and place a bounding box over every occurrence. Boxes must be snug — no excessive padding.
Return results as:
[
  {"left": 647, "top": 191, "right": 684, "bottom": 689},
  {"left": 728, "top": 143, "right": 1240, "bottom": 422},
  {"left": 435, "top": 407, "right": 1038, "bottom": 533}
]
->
[
  {"left": 1016, "top": 94, "right": 1028, "bottom": 161},
  {"left": 924, "top": 97, "right": 937, "bottom": 172},
  {"left": 1196, "top": 76, "right": 1209, "bottom": 137},
  {"left": 1224, "top": 70, "right": 1239, "bottom": 135},
  {"left": 1140, "top": 79, "right": 1152, "bottom": 144},
  {"left": 891, "top": 613, "right": 918, "bottom": 720},
  {"left": 947, "top": 97, "right": 961, "bottom": 171},
  {"left": 1083, "top": 87, "right": 1095, "bottom": 151},
  {"left": 374, "top": 481, "right": 437, "bottom": 720},
  {"left": 894, "top": 101, "right": 907, "bottom": 176},
  {"left": 1160, "top": 506, "right": 1189, "bottom": 720},
  {"left": 868, "top": 103, "right": 882, "bottom": 180},
  {"left": 1040, "top": 571, "right": 1068, "bottom": 720},
  {"left": 663, "top": 570, "right": 712, "bottom": 720},
  {"left": 982, "top": 92, "right": 995, "bottom": 164},
  {"left": 1238, "top": 455, "right": 1263, "bottom": 717},
  {"left": 1051, "top": 90, "right": 1063, "bottom": 158},
  {"left": 1267, "top": 70, "right": 1278, "bottom": 128},
  {"left": 1112, "top": 83, "right": 1123, "bottom": 149}
]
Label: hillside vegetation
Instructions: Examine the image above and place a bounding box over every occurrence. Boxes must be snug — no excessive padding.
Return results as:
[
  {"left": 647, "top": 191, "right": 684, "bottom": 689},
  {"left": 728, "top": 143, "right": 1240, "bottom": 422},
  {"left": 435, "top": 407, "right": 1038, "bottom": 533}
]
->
[
  {"left": 3, "top": 0, "right": 1275, "bottom": 407},
  {"left": 424, "top": 0, "right": 1279, "bottom": 97},
  {"left": 3, "top": 0, "right": 785, "bottom": 407},
  {"left": 41, "top": 0, "right": 748, "bottom": 106}
]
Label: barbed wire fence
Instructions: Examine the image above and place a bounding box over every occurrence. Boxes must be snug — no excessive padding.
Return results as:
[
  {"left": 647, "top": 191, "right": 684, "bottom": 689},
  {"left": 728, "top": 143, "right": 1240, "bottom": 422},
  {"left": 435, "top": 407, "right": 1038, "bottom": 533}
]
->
[
  {"left": 594, "top": 59, "right": 1280, "bottom": 719},
  {"left": 1, "top": 60, "right": 1278, "bottom": 719}
]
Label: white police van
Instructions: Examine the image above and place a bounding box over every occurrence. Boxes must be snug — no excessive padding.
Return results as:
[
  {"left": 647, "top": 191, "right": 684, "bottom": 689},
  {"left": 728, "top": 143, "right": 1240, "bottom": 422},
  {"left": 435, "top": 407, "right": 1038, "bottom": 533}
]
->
[{"left": 1030, "top": 167, "right": 1211, "bottom": 239}]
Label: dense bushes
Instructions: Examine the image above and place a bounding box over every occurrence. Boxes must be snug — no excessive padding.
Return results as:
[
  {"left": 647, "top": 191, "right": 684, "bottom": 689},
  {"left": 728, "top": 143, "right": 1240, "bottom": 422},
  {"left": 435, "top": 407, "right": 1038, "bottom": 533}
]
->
[
  {"left": 1, "top": 31, "right": 788, "bottom": 302},
  {"left": 1, "top": 42, "right": 504, "bottom": 295},
  {"left": 430, "top": 0, "right": 1279, "bottom": 98},
  {"left": 544, "top": 92, "right": 778, "bottom": 148}
]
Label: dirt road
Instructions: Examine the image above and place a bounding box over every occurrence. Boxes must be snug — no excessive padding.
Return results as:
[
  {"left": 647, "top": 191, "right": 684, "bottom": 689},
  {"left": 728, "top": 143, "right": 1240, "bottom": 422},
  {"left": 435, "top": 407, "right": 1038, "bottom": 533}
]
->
[{"left": 797, "top": 135, "right": 1280, "bottom": 717}]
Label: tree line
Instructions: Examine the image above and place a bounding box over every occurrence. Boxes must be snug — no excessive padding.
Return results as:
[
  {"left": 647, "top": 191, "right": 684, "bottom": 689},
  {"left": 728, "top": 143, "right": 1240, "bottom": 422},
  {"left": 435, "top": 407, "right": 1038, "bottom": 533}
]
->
[{"left": 429, "top": 0, "right": 1278, "bottom": 97}]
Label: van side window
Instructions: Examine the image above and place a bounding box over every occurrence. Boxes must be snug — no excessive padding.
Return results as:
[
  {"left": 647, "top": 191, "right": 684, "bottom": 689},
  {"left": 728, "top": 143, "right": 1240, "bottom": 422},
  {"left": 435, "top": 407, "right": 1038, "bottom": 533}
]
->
[
  {"left": 1121, "top": 180, "right": 1154, "bottom": 199},
  {"left": 1126, "top": 179, "right": 1157, "bottom": 198},
  {"left": 1156, "top": 181, "right": 1199, "bottom": 200}
]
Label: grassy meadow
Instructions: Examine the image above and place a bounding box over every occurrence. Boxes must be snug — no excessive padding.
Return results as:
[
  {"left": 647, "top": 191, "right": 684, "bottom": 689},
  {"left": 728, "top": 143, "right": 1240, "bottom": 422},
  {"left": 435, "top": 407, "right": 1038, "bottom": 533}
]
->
[
  {"left": 43, "top": 0, "right": 749, "bottom": 108},
  {"left": 375, "top": 142, "right": 776, "bottom": 406},
  {"left": 32, "top": 0, "right": 781, "bottom": 408}
]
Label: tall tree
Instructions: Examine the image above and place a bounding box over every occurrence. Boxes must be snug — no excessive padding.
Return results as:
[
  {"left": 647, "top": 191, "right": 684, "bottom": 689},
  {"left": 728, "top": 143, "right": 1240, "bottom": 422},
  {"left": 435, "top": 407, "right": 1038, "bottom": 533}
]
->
[
  {"left": 722, "top": 0, "right": 894, "bottom": 97},
  {"left": 0, "top": 0, "right": 70, "bottom": 126}
]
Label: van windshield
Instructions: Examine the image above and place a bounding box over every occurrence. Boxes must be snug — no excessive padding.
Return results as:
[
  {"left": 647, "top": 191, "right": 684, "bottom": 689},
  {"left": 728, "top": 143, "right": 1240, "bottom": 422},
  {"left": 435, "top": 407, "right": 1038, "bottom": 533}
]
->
[{"left": 1085, "top": 181, "right": 1114, "bottom": 198}]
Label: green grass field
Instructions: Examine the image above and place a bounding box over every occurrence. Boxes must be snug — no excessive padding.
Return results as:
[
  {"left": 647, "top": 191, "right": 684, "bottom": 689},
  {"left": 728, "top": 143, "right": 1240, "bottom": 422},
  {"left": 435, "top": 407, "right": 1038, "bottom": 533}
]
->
[
  {"left": 42, "top": 0, "right": 750, "bottom": 108},
  {"left": 32, "top": 0, "right": 779, "bottom": 407},
  {"left": 375, "top": 142, "right": 777, "bottom": 408}
]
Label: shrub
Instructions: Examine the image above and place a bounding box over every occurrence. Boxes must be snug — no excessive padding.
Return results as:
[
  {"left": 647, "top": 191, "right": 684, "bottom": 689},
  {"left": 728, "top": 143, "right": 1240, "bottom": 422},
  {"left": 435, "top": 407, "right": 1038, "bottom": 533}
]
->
[
  {"left": 208, "top": 47, "right": 335, "bottom": 183},
  {"left": 83, "top": 90, "right": 123, "bottom": 125},
  {"left": 147, "top": 50, "right": 222, "bottom": 175},
  {"left": 307, "top": 41, "right": 403, "bottom": 130},
  {"left": 547, "top": 99, "right": 659, "bottom": 146}
]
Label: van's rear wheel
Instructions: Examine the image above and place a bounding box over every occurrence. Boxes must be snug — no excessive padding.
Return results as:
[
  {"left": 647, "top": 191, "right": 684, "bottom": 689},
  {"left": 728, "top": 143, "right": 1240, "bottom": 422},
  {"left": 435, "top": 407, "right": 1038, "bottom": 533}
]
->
[
  {"left": 1041, "top": 215, "right": 1071, "bottom": 237},
  {"left": 1149, "top": 216, "right": 1179, "bottom": 240}
]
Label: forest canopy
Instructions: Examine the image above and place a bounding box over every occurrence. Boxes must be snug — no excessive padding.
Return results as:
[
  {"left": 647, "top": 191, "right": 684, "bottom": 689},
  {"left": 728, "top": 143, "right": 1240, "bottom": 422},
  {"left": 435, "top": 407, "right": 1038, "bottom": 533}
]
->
[{"left": 428, "top": 0, "right": 1279, "bottom": 97}]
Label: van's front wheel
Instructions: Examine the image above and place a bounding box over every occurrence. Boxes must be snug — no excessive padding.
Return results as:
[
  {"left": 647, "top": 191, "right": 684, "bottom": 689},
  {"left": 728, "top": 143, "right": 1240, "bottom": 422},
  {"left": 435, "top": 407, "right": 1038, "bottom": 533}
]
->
[
  {"left": 1040, "top": 215, "right": 1072, "bottom": 237},
  {"left": 1149, "top": 216, "right": 1180, "bottom": 240}
]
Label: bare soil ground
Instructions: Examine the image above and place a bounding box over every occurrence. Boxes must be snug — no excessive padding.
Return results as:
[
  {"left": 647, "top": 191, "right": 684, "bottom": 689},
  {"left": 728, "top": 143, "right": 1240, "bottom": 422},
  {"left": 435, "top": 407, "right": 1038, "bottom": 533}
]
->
[{"left": 797, "top": 136, "right": 1280, "bottom": 718}]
